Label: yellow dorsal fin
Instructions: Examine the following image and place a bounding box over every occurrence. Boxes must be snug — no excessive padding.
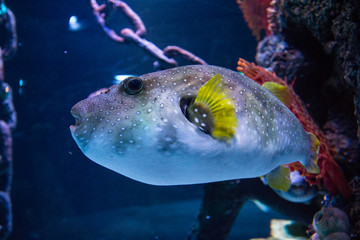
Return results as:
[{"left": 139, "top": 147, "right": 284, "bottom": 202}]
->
[
  {"left": 265, "top": 165, "right": 291, "bottom": 192},
  {"left": 303, "top": 132, "right": 320, "bottom": 174},
  {"left": 188, "top": 74, "right": 238, "bottom": 142},
  {"left": 262, "top": 82, "right": 292, "bottom": 108}
]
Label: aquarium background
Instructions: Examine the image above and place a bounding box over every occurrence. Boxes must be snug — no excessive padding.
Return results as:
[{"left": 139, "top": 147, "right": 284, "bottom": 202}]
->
[{"left": 4, "top": 0, "right": 287, "bottom": 239}]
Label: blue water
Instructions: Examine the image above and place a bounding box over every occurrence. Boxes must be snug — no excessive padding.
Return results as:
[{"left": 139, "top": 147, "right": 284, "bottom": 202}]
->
[{"left": 2, "top": 0, "right": 285, "bottom": 239}]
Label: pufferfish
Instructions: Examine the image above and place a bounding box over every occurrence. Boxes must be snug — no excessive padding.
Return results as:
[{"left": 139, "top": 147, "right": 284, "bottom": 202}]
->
[{"left": 70, "top": 65, "right": 319, "bottom": 191}]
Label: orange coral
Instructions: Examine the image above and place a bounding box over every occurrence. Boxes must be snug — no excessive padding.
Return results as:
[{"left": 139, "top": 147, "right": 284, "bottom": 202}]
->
[
  {"left": 236, "top": 0, "right": 272, "bottom": 41},
  {"left": 237, "top": 58, "right": 351, "bottom": 198},
  {"left": 267, "top": 0, "right": 283, "bottom": 35}
]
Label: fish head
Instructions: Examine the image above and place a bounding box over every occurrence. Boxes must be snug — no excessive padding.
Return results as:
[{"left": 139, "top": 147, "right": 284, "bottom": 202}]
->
[{"left": 70, "top": 67, "right": 222, "bottom": 184}]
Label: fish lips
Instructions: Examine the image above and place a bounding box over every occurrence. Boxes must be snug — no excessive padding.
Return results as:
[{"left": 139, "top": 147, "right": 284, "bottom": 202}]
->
[{"left": 69, "top": 105, "right": 83, "bottom": 133}]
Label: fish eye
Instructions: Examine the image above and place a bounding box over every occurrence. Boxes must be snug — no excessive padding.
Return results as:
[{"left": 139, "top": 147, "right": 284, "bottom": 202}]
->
[{"left": 123, "top": 77, "right": 144, "bottom": 95}]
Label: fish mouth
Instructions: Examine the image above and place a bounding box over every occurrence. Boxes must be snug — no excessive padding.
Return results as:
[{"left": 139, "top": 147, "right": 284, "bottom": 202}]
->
[{"left": 70, "top": 106, "right": 83, "bottom": 132}]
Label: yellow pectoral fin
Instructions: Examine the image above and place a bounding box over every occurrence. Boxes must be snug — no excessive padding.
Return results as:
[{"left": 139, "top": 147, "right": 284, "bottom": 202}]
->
[
  {"left": 262, "top": 82, "right": 292, "bottom": 108},
  {"left": 191, "top": 73, "right": 238, "bottom": 142},
  {"left": 265, "top": 166, "right": 291, "bottom": 192}
]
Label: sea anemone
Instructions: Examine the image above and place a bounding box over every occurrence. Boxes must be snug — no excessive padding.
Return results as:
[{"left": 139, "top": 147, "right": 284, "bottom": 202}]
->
[{"left": 312, "top": 206, "right": 350, "bottom": 239}]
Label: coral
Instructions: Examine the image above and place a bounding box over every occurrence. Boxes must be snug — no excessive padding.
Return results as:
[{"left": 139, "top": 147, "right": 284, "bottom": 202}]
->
[
  {"left": 0, "top": 120, "right": 12, "bottom": 192},
  {"left": 0, "top": 5, "right": 16, "bottom": 239},
  {"left": 255, "top": 34, "right": 286, "bottom": 67},
  {"left": 320, "top": 86, "right": 360, "bottom": 179},
  {"left": 255, "top": 34, "right": 304, "bottom": 80},
  {"left": 237, "top": 58, "right": 351, "bottom": 198},
  {"left": 236, "top": 0, "right": 272, "bottom": 41},
  {"left": 0, "top": 191, "right": 11, "bottom": 239},
  {"left": 348, "top": 177, "right": 360, "bottom": 239},
  {"left": 251, "top": 1, "right": 360, "bottom": 238},
  {"left": 0, "top": 8, "right": 17, "bottom": 60},
  {"left": 323, "top": 232, "right": 350, "bottom": 240},
  {"left": 310, "top": 233, "right": 321, "bottom": 240},
  {"left": 312, "top": 206, "right": 350, "bottom": 240},
  {"left": 278, "top": 0, "right": 360, "bottom": 139},
  {"left": 311, "top": 232, "right": 350, "bottom": 240},
  {"left": 266, "top": 0, "right": 283, "bottom": 35},
  {"left": 0, "top": 121, "right": 12, "bottom": 240},
  {"left": 0, "top": 83, "right": 16, "bottom": 130}
]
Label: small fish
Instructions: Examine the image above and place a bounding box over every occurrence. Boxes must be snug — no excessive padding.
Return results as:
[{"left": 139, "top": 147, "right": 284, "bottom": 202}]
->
[{"left": 70, "top": 65, "right": 319, "bottom": 187}]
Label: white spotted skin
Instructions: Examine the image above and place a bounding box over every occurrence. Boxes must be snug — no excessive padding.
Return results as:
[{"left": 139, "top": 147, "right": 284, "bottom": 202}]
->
[{"left": 70, "top": 65, "right": 310, "bottom": 185}]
